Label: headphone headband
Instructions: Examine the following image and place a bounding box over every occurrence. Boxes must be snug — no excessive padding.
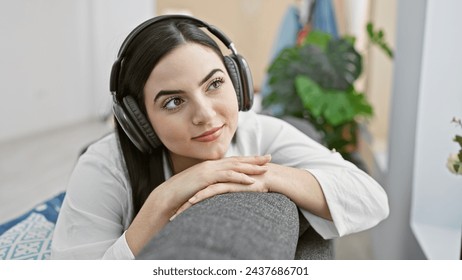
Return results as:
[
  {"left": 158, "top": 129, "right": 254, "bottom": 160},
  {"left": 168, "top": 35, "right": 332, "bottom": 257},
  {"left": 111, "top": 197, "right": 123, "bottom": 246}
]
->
[{"left": 118, "top": 15, "right": 235, "bottom": 57}]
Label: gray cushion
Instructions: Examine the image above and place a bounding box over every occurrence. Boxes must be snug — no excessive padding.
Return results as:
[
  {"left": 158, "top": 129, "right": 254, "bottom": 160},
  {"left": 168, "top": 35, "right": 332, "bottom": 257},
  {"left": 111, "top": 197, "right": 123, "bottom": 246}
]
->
[{"left": 137, "top": 192, "right": 333, "bottom": 260}]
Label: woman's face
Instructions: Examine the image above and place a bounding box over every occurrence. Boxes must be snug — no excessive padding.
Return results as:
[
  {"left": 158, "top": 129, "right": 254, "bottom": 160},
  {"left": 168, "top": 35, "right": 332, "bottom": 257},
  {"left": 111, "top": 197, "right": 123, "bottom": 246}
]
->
[{"left": 144, "top": 43, "right": 239, "bottom": 167}]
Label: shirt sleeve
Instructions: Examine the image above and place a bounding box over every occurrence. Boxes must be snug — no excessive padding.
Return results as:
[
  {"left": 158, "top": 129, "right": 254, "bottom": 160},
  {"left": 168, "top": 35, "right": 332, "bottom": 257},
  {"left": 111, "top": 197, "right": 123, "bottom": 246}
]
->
[
  {"left": 51, "top": 142, "right": 135, "bottom": 260},
  {"left": 255, "top": 114, "right": 389, "bottom": 239},
  {"left": 102, "top": 231, "right": 135, "bottom": 260}
]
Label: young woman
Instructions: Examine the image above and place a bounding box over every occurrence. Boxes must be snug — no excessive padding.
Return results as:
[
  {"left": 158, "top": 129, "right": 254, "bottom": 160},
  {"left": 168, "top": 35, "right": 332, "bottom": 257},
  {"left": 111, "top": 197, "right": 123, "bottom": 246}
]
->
[{"left": 51, "top": 15, "right": 389, "bottom": 259}]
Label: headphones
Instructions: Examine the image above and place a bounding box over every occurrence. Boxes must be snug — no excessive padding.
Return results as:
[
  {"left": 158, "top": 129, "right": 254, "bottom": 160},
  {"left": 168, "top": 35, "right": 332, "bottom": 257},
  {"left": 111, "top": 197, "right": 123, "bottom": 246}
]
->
[{"left": 110, "top": 14, "right": 254, "bottom": 154}]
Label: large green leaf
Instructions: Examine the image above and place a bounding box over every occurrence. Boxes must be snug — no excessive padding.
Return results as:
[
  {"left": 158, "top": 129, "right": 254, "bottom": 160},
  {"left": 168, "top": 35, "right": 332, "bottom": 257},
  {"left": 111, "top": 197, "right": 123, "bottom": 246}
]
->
[
  {"left": 300, "top": 31, "right": 362, "bottom": 90},
  {"left": 323, "top": 39, "right": 362, "bottom": 89},
  {"left": 264, "top": 40, "right": 362, "bottom": 115},
  {"left": 263, "top": 30, "right": 363, "bottom": 117},
  {"left": 303, "top": 30, "right": 331, "bottom": 51},
  {"left": 263, "top": 47, "right": 305, "bottom": 117},
  {"left": 295, "top": 76, "right": 373, "bottom": 126}
]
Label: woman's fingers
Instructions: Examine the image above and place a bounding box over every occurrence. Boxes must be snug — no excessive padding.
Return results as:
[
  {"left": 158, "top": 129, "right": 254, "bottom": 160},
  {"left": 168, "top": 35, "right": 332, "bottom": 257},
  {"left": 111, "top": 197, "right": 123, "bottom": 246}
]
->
[
  {"left": 226, "top": 154, "right": 272, "bottom": 166},
  {"left": 217, "top": 170, "right": 256, "bottom": 185},
  {"left": 167, "top": 155, "right": 272, "bottom": 218},
  {"left": 226, "top": 162, "right": 269, "bottom": 175},
  {"left": 187, "top": 155, "right": 270, "bottom": 187},
  {"left": 171, "top": 176, "right": 269, "bottom": 220},
  {"left": 170, "top": 201, "right": 193, "bottom": 221},
  {"left": 202, "top": 155, "right": 271, "bottom": 181}
]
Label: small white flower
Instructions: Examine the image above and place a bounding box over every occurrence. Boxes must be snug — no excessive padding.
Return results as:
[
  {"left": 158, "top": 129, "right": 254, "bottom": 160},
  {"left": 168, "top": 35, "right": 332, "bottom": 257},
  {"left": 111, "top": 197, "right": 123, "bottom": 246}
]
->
[{"left": 446, "top": 153, "right": 462, "bottom": 175}]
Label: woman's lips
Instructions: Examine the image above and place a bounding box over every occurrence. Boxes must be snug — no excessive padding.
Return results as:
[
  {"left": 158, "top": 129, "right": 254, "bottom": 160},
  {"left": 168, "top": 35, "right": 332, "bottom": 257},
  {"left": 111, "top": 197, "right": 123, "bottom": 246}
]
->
[{"left": 192, "top": 125, "right": 224, "bottom": 142}]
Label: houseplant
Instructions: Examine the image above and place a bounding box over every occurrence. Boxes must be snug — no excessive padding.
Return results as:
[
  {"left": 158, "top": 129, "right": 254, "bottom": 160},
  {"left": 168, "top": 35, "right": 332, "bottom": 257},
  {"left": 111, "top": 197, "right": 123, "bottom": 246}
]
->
[
  {"left": 447, "top": 117, "right": 462, "bottom": 175},
  {"left": 262, "top": 23, "right": 392, "bottom": 163}
]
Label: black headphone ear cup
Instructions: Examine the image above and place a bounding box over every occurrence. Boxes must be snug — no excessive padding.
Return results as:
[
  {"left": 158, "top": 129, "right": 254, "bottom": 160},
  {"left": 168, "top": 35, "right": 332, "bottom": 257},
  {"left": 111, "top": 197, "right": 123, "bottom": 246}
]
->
[
  {"left": 224, "top": 56, "right": 243, "bottom": 110},
  {"left": 224, "top": 55, "right": 254, "bottom": 111},
  {"left": 123, "top": 96, "right": 162, "bottom": 149},
  {"left": 233, "top": 54, "right": 254, "bottom": 111},
  {"left": 113, "top": 100, "right": 152, "bottom": 153}
]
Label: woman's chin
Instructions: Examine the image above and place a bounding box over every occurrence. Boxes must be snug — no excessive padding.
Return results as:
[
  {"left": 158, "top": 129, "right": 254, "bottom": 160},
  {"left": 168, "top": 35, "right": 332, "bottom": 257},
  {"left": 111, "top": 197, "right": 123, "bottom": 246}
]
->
[{"left": 201, "top": 149, "right": 227, "bottom": 160}]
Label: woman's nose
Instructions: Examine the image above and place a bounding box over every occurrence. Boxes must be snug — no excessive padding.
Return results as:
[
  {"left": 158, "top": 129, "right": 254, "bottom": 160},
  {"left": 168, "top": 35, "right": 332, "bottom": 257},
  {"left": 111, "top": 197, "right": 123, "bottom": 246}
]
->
[{"left": 191, "top": 98, "right": 216, "bottom": 125}]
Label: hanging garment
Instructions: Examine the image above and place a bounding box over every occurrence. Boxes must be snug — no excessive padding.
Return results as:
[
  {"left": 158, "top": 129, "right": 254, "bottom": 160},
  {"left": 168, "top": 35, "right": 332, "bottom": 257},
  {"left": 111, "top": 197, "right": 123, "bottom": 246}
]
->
[{"left": 260, "top": 5, "right": 302, "bottom": 98}]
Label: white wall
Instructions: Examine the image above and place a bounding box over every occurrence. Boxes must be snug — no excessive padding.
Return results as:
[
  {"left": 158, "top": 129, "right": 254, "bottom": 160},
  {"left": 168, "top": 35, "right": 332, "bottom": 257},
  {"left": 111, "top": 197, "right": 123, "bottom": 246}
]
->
[
  {"left": 0, "top": 0, "right": 154, "bottom": 143},
  {"left": 412, "top": 0, "right": 462, "bottom": 228},
  {"left": 411, "top": 0, "right": 462, "bottom": 259},
  {"left": 90, "top": 0, "right": 155, "bottom": 121}
]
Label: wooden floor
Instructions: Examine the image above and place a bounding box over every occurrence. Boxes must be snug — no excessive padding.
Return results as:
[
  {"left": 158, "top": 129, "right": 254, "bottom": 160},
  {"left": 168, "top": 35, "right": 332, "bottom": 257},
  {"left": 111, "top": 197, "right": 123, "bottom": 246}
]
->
[{"left": 0, "top": 118, "right": 372, "bottom": 259}]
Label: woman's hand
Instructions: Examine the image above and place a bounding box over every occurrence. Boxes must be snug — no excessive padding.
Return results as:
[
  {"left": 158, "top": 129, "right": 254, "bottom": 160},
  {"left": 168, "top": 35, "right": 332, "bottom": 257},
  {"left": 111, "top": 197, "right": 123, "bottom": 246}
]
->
[
  {"left": 162, "top": 154, "right": 271, "bottom": 214},
  {"left": 170, "top": 155, "right": 273, "bottom": 220}
]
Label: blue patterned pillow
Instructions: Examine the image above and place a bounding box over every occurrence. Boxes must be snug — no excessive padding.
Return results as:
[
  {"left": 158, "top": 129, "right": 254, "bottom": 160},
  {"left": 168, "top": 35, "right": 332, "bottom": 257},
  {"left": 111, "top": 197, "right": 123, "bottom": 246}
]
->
[{"left": 0, "top": 192, "right": 65, "bottom": 260}]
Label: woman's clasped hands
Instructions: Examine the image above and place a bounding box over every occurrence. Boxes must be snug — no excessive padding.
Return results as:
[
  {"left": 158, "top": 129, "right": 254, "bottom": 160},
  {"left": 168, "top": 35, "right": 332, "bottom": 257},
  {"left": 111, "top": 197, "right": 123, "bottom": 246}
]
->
[{"left": 164, "top": 154, "right": 272, "bottom": 221}]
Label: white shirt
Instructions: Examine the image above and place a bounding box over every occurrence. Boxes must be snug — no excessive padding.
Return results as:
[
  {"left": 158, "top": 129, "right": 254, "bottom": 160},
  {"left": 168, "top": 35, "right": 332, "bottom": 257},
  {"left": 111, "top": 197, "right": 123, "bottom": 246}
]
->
[{"left": 51, "top": 111, "right": 389, "bottom": 259}]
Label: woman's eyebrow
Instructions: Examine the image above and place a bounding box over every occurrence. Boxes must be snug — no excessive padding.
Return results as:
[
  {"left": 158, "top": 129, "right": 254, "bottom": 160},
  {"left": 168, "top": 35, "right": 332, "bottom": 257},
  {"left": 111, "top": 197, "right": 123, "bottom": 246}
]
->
[
  {"left": 154, "top": 89, "right": 184, "bottom": 103},
  {"left": 154, "top": 69, "right": 224, "bottom": 103},
  {"left": 198, "top": 68, "right": 223, "bottom": 86}
]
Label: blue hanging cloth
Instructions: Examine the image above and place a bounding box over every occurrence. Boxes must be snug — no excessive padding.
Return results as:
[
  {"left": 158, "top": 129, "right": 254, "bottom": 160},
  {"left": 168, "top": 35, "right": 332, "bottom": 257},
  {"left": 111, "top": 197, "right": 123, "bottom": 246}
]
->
[
  {"left": 311, "top": 0, "right": 339, "bottom": 39},
  {"left": 267, "top": 5, "right": 302, "bottom": 63},
  {"left": 259, "top": 0, "right": 339, "bottom": 99},
  {"left": 260, "top": 5, "right": 302, "bottom": 98}
]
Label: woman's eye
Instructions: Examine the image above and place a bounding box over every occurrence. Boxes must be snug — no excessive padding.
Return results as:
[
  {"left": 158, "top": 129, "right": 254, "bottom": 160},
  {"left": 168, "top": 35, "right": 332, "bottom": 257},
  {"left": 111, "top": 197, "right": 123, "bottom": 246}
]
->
[
  {"left": 207, "top": 77, "right": 224, "bottom": 91},
  {"left": 163, "top": 97, "right": 184, "bottom": 110}
]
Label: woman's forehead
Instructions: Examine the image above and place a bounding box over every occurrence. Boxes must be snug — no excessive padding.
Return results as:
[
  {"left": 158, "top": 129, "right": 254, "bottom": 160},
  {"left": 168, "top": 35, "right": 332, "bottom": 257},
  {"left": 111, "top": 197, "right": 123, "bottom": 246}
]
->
[
  {"left": 145, "top": 43, "right": 226, "bottom": 92},
  {"left": 151, "top": 44, "right": 224, "bottom": 79}
]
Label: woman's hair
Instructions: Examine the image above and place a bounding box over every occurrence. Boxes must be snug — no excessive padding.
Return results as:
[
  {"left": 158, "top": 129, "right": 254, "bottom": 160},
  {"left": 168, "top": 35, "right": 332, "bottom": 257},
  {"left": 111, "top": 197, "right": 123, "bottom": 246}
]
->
[{"left": 115, "top": 19, "right": 224, "bottom": 216}]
